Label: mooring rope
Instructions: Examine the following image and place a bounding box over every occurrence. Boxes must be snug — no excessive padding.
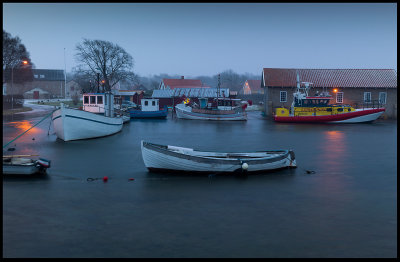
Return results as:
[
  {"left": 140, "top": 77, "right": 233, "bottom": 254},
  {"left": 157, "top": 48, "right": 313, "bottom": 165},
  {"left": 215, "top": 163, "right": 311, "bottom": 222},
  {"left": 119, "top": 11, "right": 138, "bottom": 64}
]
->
[{"left": 3, "top": 109, "right": 57, "bottom": 149}]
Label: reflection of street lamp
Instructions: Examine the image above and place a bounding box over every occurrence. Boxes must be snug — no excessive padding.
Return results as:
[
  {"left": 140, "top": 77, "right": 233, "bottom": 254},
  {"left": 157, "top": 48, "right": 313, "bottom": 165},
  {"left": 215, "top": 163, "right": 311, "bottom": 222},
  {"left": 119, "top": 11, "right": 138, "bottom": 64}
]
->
[{"left": 11, "top": 60, "right": 29, "bottom": 113}]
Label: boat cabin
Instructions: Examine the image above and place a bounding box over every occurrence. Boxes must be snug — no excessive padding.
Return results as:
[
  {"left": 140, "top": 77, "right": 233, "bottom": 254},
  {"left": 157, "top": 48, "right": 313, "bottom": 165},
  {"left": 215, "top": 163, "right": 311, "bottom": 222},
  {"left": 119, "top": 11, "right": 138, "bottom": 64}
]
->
[
  {"left": 294, "top": 97, "right": 332, "bottom": 107},
  {"left": 83, "top": 93, "right": 105, "bottom": 113},
  {"left": 82, "top": 92, "right": 115, "bottom": 116},
  {"left": 141, "top": 98, "right": 160, "bottom": 112},
  {"left": 197, "top": 97, "right": 241, "bottom": 110}
]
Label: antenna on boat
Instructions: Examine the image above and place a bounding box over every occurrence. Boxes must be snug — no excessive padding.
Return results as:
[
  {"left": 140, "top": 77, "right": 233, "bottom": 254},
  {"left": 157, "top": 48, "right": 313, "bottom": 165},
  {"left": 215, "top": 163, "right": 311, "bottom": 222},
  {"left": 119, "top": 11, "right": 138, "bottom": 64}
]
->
[{"left": 217, "top": 74, "right": 220, "bottom": 106}]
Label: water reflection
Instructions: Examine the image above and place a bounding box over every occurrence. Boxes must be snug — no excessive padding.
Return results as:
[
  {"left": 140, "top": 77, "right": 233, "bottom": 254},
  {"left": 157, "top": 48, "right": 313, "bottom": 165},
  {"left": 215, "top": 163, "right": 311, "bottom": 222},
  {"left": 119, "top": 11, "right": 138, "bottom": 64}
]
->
[
  {"left": 10, "top": 120, "right": 41, "bottom": 134},
  {"left": 318, "top": 130, "right": 348, "bottom": 171}
]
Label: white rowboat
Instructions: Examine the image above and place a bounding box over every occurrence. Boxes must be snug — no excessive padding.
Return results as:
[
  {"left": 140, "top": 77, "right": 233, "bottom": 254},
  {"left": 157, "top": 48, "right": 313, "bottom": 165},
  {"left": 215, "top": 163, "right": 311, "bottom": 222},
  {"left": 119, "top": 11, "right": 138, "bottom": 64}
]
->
[
  {"left": 141, "top": 141, "right": 296, "bottom": 174},
  {"left": 3, "top": 156, "right": 51, "bottom": 175}
]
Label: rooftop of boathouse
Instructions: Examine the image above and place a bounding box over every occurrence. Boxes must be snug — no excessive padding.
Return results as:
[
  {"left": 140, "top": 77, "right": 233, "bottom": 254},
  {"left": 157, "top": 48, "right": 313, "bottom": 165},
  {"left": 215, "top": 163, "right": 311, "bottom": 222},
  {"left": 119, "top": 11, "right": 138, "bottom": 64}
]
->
[{"left": 262, "top": 68, "right": 397, "bottom": 88}]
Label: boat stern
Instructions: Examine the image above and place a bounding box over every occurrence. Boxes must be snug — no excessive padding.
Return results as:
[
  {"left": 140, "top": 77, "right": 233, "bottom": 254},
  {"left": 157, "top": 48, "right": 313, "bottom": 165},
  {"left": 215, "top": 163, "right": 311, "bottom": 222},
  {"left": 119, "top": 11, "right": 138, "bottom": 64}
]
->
[{"left": 288, "top": 150, "right": 297, "bottom": 168}]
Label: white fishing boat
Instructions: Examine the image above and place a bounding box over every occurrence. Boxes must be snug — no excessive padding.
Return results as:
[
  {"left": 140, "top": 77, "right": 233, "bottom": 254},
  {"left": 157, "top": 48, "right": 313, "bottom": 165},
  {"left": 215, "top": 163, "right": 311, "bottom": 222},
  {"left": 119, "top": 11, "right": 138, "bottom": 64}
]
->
[
  {"left": 174, "top": 75, "right": 247, "bottom": 121},
  {"left": 141, "top": 141, "right": 296, "bottom": 174},
  {"left": 3, "top": 155, "right": 51, "bottom": 175},
  {"left": 52, "top": 92, "right": 123, "bottom": 141},
  {"left": 175, "top": 97, "right": 247, "bottom": 121}
]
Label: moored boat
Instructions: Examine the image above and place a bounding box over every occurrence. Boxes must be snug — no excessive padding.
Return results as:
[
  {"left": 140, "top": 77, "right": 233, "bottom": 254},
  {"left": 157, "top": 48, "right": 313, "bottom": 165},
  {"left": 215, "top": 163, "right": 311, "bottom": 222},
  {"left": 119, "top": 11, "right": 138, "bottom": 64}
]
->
[
  {"left": 274, "top": 76, "right": 385, "bottom": 123},
  {"left": 175, "top": 97, "right": 247, "bottom": 121},
  {"left": 128, "top": 98, "right": 168, "bottom": 119},
  {"left": 52, "top": 92, "right": 123, "bottom": 141},
  {"left": 3, "top": 155, "right": 51, "bottom": 175},
  {"left": 174, "top": 74, "right": 247, "bottom": 121},
  {"left": 141, "top": 141, "right": 296, "bottom": 174}
]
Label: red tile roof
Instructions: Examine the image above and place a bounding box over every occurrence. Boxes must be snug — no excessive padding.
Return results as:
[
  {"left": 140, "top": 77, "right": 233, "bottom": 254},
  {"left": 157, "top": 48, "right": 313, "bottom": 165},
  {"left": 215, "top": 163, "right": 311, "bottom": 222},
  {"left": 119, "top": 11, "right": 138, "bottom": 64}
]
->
[
  {"left": 162, "top": 78, "right": 203, "bottom": 89},
  {"left": 262, "top": 68, "right": 397, "bottom": 88}
]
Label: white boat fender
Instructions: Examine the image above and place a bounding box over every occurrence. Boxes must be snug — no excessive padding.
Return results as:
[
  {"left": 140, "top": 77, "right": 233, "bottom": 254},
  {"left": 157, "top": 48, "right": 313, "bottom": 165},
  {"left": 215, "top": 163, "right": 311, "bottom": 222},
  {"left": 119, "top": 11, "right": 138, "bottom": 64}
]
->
[{"left": 242, "top": 162, "right": 249, "bottom": 170}]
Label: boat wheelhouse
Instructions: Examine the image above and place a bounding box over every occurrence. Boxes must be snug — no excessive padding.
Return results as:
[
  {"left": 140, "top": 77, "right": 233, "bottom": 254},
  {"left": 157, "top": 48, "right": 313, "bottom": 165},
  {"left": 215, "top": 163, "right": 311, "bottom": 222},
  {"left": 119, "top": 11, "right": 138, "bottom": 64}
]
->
[{"left": 129, "top": 98, "right": 168, "bottom": 119}]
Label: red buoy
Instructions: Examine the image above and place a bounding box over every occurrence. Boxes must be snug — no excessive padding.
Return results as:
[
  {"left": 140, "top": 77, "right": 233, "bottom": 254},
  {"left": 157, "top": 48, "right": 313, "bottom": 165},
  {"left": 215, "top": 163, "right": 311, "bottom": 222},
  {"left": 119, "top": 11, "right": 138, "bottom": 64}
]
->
[
  {"left": 129, "top": 178, "right": 135, "bottom": 181},
  {"left": 103, "top": 176, "right": 108, "bottom": 182}
]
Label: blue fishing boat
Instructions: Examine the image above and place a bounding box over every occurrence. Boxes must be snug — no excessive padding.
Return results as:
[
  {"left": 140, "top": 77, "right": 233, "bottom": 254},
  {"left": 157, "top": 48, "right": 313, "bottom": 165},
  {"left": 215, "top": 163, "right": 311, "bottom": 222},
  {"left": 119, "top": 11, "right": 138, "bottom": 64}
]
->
[{"left": 129, "top": 98, "right": 168, "bottom": 119}]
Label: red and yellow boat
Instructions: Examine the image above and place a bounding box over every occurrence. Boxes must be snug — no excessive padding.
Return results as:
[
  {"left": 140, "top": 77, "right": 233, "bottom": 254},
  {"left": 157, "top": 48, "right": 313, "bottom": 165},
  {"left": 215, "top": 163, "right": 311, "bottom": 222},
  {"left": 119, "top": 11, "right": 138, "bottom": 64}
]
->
[{"left": 274, "top": 81, "right": 385, "bottom": 123}]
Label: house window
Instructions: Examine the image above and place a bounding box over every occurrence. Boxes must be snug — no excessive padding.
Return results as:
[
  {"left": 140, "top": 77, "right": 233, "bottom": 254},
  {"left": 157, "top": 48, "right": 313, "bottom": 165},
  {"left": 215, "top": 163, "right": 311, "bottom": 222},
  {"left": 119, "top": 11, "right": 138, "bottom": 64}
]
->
[
  {"left": 336, "top": 92, "right": 343, "bottom": 103},
  {"left": 40, "top": 75, "right": 45, "bottom": 78},
  {"left": 90, "top": 96, "right": 96, "bottom": 104},
  {"left": 379, "top": 92, "right": 387, "bottom": 104},
  {"left": 97, "top": 96, "right": 103, "bottom": 104},
  {"left": 145, "top": 101, "right": 148, "bottom": 106},
  {"left": 364, "top": 92, "right": 371, "bottom": 103},
  {"left": 152, "top": 101, "right": 156, "bottom": 106},
  {"left": 280, "top": 91, "right": 287, "bottom": 102},
  {"left": 34, "top": 75, "right": 38, "bottom": 78},
  {"left": 84, "top": 96, "right": 89, "bottom": 104}
]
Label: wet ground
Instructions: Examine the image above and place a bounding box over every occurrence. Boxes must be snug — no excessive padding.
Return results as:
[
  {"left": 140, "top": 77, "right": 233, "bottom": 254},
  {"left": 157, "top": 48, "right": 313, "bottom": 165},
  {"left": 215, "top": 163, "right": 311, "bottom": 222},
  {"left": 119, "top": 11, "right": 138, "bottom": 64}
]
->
[{"left": 3, "top": 105, "right": 397, "bottom": 258}]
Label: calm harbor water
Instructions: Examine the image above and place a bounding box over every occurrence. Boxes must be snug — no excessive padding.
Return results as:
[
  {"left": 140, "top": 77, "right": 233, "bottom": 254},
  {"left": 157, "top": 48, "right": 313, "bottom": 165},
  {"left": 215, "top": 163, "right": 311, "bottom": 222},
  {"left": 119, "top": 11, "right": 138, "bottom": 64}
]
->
[{"left": 3, "top": 107, "right": 397, "bottom": 258}]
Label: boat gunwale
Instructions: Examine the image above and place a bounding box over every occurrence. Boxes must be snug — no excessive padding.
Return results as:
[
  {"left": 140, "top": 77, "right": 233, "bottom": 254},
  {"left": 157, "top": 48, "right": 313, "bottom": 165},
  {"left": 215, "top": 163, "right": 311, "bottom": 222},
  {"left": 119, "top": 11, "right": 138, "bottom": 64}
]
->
[{"left": 142, "top": 141, "right": 292, "bottom": 165}]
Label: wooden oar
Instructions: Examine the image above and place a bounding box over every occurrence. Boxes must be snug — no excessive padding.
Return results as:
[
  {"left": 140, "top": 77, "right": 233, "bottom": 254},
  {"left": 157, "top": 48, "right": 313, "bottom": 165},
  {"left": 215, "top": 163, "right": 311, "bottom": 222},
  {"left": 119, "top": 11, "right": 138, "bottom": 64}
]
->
[{"left": 3, "top": 154, "right": 39, "bottom": 158}]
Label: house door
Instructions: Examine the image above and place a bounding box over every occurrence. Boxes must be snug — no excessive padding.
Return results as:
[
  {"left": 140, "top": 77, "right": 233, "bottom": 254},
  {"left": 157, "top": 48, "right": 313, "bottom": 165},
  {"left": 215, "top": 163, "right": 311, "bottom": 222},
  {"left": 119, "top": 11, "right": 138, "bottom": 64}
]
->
[{"left": 33, "top": 91, "right": 39, "bottom": 99}]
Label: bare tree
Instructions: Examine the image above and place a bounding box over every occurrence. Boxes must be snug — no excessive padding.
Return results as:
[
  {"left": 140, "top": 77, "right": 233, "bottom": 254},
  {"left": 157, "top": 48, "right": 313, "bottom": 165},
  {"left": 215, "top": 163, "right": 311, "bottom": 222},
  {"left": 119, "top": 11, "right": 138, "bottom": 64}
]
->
[
  {"left": 74, "top": 39, "right": 134, "bottom": 92},
  {"left": 3, "top": 30, "right": 34, "bottom": 85}
]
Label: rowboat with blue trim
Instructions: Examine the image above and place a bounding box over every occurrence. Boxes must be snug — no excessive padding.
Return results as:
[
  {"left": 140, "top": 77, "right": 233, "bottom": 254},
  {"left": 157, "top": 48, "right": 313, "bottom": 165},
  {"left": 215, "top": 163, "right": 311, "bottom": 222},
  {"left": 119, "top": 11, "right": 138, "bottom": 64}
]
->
[
  {"left": 141, "top": 141, "right": 296, "bottom": 174},
  {"left": 51, "top": 92, "right": 123, "bottom": 141}
]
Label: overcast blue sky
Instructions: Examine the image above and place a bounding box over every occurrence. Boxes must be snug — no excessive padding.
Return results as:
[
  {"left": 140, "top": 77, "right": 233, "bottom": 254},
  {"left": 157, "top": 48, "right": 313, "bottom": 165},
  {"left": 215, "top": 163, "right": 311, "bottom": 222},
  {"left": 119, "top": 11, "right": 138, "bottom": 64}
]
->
[{"left": 3, "top": 3, "right": 397, "bottom": 77}]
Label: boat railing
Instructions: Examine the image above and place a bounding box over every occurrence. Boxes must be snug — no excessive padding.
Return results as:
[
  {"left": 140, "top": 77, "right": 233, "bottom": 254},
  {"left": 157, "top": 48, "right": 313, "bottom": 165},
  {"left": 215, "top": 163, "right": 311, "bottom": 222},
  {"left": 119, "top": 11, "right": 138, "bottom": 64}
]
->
[
  {"left": 192, "top": 107, "right": 236, "bottom": 115},
  {"left": 352, "top": 100, "right": 385, "bottom": 110}
]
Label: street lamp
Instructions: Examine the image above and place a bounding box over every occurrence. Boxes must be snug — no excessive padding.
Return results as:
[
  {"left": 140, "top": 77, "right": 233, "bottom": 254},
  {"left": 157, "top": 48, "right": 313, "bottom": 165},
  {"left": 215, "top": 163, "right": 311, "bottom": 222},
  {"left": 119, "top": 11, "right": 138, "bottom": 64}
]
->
[{"left": 11, "top": 59, "right": 29, "bottom": 113}]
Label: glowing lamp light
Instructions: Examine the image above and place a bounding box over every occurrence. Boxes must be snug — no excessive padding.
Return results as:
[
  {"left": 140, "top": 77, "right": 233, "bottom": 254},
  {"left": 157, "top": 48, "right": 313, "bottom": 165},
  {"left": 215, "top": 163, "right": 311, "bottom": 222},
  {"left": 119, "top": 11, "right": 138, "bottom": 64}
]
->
[
  {"left": 333, "top": 88, "right": 338, "bottom": 93},
  {"left": 22, "top": 60, "right": 28, "bottom": 65}
]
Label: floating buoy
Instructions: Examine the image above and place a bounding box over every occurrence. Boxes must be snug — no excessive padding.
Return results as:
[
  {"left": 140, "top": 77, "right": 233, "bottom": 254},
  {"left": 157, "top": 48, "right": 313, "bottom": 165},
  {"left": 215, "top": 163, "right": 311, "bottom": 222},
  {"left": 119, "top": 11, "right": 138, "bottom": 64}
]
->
[
  {"left": 306, "top": 170, "right": 316, "bottom": 174},
  {"left": 103, "top": 176, "right": 108, "bottom": 182},
  {"left": 32, "top": 137, "right": 35, "bottom": 140},
  {"left": 242, "top": 163, "right": 249, "bottom": 170},
  {"left": 129, "top": 178, "right": 135, "bottom": 181}
]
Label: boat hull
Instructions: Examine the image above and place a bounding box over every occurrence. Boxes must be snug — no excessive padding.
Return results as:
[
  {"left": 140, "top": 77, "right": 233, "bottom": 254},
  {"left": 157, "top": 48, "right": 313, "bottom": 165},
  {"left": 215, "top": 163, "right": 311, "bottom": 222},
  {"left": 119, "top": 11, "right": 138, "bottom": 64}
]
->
[
  {"left": 52, "top": 105, "right": 123, "bottom": 141},
  {"left": 129, "top": 108, "right": 168, "bottom": 119},
  {"left": 3, "top": 158, "right": 50, "bottom": 175},
  {"left": 141, "top": 141, "right": 296, "bottom": 174},
  {"left": 175, "top": 103, "right": 247, "bottom": 121},
  {"left": 3, "top": 164, "right": 42, "bottom": 175},
  {"left": 274, "top": 108, "right": 385, "bottom": 123}
]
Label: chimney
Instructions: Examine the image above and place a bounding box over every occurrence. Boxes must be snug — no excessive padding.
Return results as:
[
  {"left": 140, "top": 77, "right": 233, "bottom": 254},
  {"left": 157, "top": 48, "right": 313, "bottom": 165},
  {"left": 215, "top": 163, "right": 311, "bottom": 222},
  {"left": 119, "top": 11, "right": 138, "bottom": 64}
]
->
[{"left": 181, "top": 76, "right": 184, "bottom": 79}]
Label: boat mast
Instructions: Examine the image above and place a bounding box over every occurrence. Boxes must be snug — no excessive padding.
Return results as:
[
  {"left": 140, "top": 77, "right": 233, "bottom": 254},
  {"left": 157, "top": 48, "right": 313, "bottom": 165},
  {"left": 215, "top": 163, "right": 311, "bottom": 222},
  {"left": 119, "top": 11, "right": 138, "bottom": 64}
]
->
[{"left": 217, "top": 74, "right": 220, "bottom": 108}]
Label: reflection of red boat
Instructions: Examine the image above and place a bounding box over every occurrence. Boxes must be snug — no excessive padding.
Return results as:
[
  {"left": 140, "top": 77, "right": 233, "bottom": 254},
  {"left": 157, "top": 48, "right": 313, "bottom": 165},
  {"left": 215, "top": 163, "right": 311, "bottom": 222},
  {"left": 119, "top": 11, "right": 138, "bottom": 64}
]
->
[{"left": 274, "top": 75, "right": 385, "bottom": 123}]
